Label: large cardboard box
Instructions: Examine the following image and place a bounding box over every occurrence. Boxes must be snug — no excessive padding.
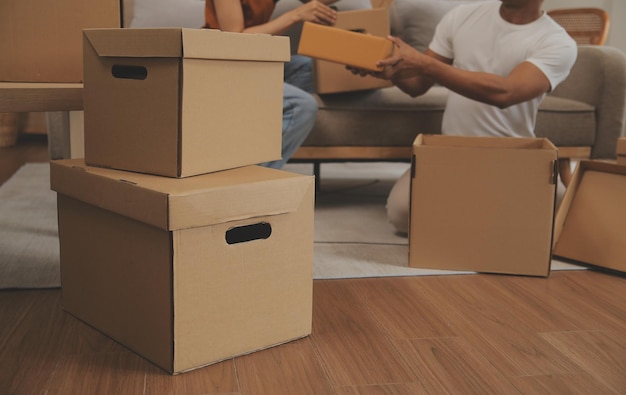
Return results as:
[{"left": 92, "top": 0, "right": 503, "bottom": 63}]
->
[
  {"left": 297, "top": 22, "right": 394, "bottom": 72},
  {"left": 83, "top": 28, "right": 290, "bottom": 178},
  {"left": 617, "top": 138, "right": 626, "bottom": 165},
  {"left": 50, "top": 159, "right": 315, "bottom": 374},
  {"left": 409, "top": 135, "right": 558, "bottom": 277},
  {"left": 553, "top": 160, "right": 626, "bottom": 273},
  {"left": 312, "top": 9, "right": 393, "bottom": 94},
  {"left": 0, "top": 0, "right": 120, "bottom": 82}
]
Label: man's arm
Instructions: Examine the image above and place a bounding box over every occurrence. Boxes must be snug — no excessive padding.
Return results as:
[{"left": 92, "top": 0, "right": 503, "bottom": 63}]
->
[{"left": 380, "top": 36, "right": 551, "bottom": 108}]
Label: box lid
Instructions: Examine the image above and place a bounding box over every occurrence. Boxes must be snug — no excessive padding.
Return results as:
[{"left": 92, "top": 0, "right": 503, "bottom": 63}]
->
[
  {"left": 553, "top": 160, "right": 626, "bottom": 272},
  {"left": 50, "top": 159, "right": 313, "bottom": 231},
  {"left": 83, "top": 28, "right": 290, "bottom": 61}
]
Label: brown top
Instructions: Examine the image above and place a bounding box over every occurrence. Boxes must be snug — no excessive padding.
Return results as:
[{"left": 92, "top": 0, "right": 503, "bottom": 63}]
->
[{"left": 204, "top": 0, "right": 280, "bottom": 29}]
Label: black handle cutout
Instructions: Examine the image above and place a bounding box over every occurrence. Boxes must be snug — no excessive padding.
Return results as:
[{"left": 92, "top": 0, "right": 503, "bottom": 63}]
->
[
  {"left": 226, "top": 222, "right": 272, "bottom": 245},
  {"left": 111, "top": 65, "right": 148, "bottom": 80},
  {"left": 350, "top": 29, "right": 366, "bottom": 34}
]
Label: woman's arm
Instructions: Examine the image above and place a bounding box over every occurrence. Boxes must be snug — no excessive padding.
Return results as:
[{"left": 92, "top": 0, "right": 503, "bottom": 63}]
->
[{"left": 213, "top": 0, "right": 337, "bottom": 35}]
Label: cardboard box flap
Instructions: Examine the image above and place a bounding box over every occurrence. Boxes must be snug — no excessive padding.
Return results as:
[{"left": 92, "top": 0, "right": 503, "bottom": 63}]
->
[
  {"left": 50, "top": 160, "right": 313, "bottom": 231},
  {"left": 414, "top": 134, "right": 557, "bottom": 151},
  {"left": 84, "top": 28, "right": 184, "bottom": 58},
  {"left": 83, "top": 28, "right": 290, "bottom": 62},
  {"left": 181, "top": 29, "right": 290, "bottom": 62},
  {"left": 553, "top": 160, "right": 626, "bottom": 272}
]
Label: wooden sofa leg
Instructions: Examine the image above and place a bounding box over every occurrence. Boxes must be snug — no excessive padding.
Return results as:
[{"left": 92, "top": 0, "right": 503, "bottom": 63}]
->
[
  {"left": 313, "top": 162, "right": 321, "bottom": 192},
  {"left": 558, "top": 158, "right": 572, "bottom": 187}
]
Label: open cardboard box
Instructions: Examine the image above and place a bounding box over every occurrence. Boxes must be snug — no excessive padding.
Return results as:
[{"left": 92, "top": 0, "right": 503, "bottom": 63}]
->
[
  {"left": 297, "top": 21, "right": 394, "bottom": 73},
  {"left": 409, "top": 135, "right": 559, "bottom": 277},
  {"left": 83, "top": 28, "right": 290, "bottom": 178},
  {"left": 50, "top": 159, "right": 315, "bottom": 374},
  {"left": 553, "top": 160, "right": 626, "bottom": 273},
  {"left": 312, "top": 8, "right": 393, "bottom": 94},
  {"left": 0, "top": 0, "right": 120, "bottom": 82}
]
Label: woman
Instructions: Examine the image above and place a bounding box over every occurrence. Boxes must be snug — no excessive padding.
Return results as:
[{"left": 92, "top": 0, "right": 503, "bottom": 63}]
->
[{"left": 204, "top": 0, "right": 338, "bottom": 168}]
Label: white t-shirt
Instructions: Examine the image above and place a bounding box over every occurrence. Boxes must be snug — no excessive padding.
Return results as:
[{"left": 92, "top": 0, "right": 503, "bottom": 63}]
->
[{"left": 429, "top": 1, "right": 578, "bottom": 138}]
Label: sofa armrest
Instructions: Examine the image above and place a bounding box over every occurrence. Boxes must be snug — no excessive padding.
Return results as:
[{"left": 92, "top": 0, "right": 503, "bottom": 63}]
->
[{"left": 549, "top": 45, "right": 626, "bottom": 159}]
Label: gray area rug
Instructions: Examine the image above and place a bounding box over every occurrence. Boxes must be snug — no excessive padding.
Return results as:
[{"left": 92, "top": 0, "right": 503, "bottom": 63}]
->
[
  {"left": 0, "top": 162, "right": 584, "bottom": 289},
  {"left": 0, "top": 163, "right": 60, "bottom": 289}
]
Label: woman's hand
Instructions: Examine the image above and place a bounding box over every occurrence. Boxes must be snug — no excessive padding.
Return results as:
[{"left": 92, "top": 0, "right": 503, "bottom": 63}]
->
[{"left": 295, "top": 1, "right": 337, "bottom": 26}]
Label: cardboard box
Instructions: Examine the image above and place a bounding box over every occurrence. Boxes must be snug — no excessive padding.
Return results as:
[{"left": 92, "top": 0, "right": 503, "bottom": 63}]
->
[
  {"left": 409, "top": 135, "right": 558, "bottom": 277},
  {"left": 312, "top": 9, "right": 393, "bottom": 94},
  {"left": 553, "top": 160, "right": 626, "bottom": 273},
  {"left": 617, "top": 137, "right": 626, "bottom": 165},
  {"left": 0, "top": 0, "right": 120, "bottom": 82},
  {"left": 297, "top": 22, "right": 394, "bottom": 72},
  {"left": 50, "top": 159, "right": 315, "bottom": 374},
  {"left": 83, "top": 28, "right": 290, "bottom": 178}
]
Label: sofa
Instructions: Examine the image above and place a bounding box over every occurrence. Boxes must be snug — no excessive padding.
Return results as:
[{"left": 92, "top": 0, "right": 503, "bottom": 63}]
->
[{"left": 124, "top": 0, "right": 626, "bottom": 183}]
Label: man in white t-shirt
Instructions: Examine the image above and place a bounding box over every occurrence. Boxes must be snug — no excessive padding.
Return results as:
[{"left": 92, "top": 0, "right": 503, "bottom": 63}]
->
[{"left": 356, "top": 0, "right": 578, "bottom": 234}]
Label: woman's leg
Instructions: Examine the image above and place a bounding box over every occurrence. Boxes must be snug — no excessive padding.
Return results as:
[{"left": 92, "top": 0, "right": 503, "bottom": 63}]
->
[
  {"left": 284, "top": 55, "right": 314, "bottom": 94},
  {"left": 260, "top": 83, "right": 318, "bottom": 169}
]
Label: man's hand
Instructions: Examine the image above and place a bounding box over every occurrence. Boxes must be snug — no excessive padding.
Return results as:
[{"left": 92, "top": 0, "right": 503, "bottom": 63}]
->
[
  {"left": 345, "top": 65, "right": 391, "bottom": 80},
  {"left": 376, "top": 36, "right": 431, "bottom": 81}
]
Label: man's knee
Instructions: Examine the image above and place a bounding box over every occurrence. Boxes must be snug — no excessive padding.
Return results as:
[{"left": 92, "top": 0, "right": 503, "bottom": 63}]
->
[{"left": 386, "top": 169, "right": 411, "bottom": 235}]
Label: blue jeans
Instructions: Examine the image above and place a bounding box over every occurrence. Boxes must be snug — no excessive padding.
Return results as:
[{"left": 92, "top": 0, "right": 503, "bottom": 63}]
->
[{"left": 261, "top": 55, "right": 318, "bottom": 169}]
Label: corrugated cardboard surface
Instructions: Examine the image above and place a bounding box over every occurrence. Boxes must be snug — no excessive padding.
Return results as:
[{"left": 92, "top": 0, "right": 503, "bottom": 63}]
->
[
  {"left": 553, "top": 160, "right": 626, "bottom": 273},
  {"left": 298, "top": 22, "right": 394, "bottom": 72},
  {"left": 313, "top": 9, "right": 393, "bottom": 94},
  {"left": 0, "top": 0, "right": 120, "bottom": 82},
  {"left": 409, "top": 135, "right": 558, "bottom": 277},
  {"left": 617, "top": 138, "right": 626, "bottom": 165},
  {"left": 51, "top": 159, "right": 315, "bottom": 374},
  {"left": 83, "top": 28, "right": 289, "bottom": 178}
]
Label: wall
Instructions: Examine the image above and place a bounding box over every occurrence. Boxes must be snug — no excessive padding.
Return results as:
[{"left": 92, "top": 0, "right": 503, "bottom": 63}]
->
[{"left": 544, "top": 0, "right": 626, "bottom": 54}]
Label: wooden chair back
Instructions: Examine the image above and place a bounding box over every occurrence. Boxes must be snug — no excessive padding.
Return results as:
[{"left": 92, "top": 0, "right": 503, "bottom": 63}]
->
[{"left": 547, "top": 8, "right": 610, "bottom": 45}]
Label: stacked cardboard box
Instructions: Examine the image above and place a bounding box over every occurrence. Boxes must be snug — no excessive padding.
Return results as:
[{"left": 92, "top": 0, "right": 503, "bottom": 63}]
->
[{"left": 50, "top": 28, "right": 315, "bottom": 374}]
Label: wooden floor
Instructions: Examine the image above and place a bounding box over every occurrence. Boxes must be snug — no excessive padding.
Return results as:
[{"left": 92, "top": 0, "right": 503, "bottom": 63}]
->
[{"left": 1, "top": 137, "right": 625, "bottom": 395}]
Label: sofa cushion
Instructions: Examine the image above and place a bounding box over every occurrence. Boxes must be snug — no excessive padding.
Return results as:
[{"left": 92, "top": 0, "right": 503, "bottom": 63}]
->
[
  {"left": 124, "top": 0, "right": 206, "bottom": 28},
  {"left": 306, "top": 86, "right": 447, "bottom": 146},
  {"left": 390, "top": 0, "right": 480, "bottom": 52},
  {"left": 304, "top": 86, "right": 596, "bottom": 148},
  {"left": 536, "top": 96, "right": 596, "bottom": 146}
]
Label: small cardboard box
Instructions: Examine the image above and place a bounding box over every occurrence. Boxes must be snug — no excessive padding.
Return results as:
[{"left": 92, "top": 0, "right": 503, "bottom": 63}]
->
[
  {"left": 409, "top": 135, "right": 559, "bottom": 277},
  {"left": 50, "top": 159, "right": 315, "bottom": 374},
  {"left": 0, "top": 0, "right": 120, "bottom": 82},
  {"left": 553, "top": 160, "right": 626, "bottom": 273},
  {"left": 617, "top": 138, "right": 626, "bottom": 165},
  {"left": 312, "top": 9, "right": 393, "bottom": 94},
  {"left": 297, "top": 21, "right": 394, "bottom": 72},
  {"left": 83, "top": 28, "right": 290, "bottom": 178}
]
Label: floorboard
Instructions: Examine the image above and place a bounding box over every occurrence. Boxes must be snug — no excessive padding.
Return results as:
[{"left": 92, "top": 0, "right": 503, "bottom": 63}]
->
[{"left": 1, "top": 138, "right": 625, "bottom": 394}]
